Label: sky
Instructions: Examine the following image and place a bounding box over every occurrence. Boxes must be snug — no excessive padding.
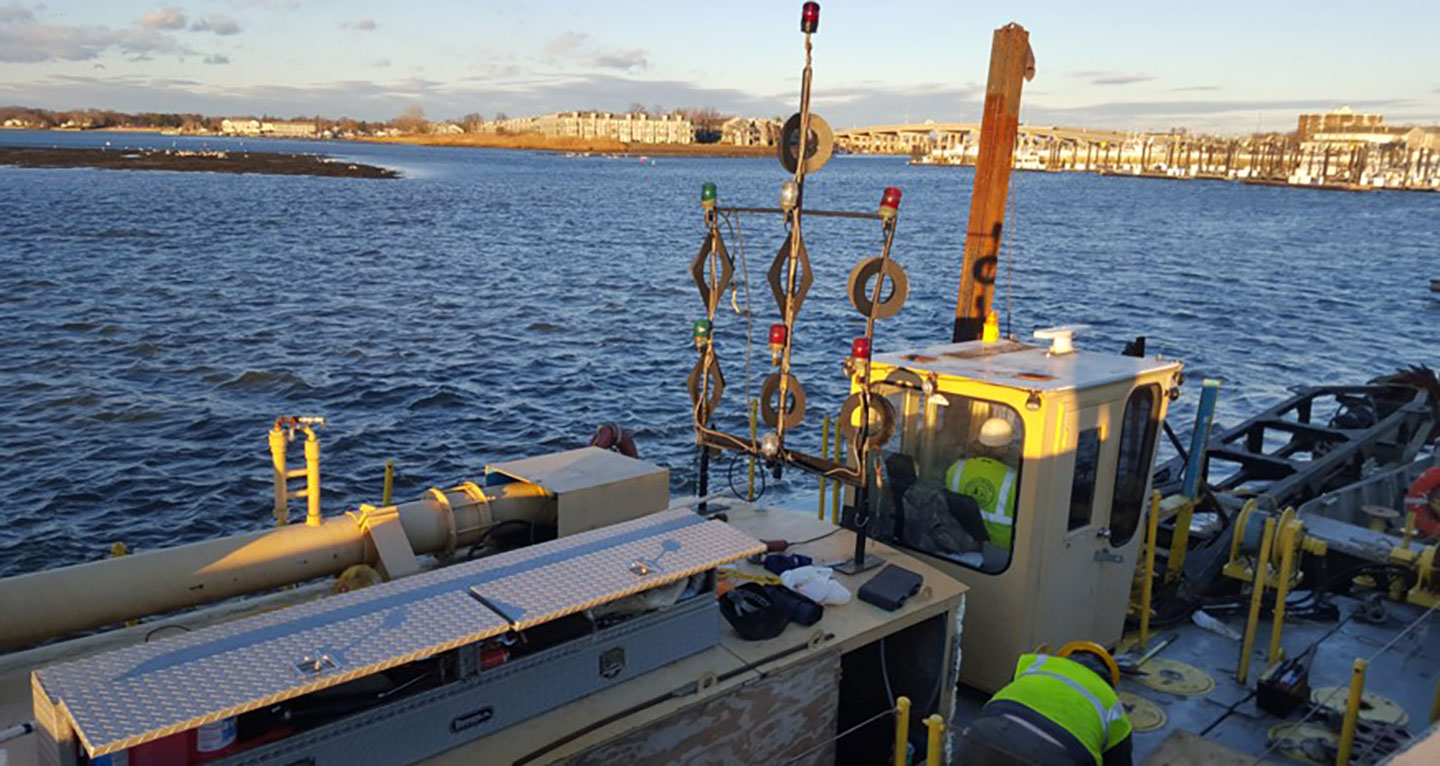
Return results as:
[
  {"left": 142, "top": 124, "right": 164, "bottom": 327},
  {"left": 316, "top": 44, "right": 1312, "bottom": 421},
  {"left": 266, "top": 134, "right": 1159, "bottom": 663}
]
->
[{"left": 1, "top": 1, "right": 1438, "bottom": 135}]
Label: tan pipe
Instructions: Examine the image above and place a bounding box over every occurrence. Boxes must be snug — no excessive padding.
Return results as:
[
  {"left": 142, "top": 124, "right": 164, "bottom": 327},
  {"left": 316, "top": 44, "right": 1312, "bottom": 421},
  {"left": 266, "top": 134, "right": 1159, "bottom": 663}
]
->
[{"left": 0, "top": 482, "right": 552, "bottom": 651}]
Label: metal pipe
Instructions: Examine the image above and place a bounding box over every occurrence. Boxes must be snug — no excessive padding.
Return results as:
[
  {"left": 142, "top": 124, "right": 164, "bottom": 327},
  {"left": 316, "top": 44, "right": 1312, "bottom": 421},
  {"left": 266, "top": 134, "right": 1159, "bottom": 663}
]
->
[
  {"left": 1336, "top": 659, "right": 1368, "bottom": 766},
  {"left": 1182, "top": 379, "right": 1220, "bottom": 498},
  {"left": 1237, "top": 517, "right": 1276, "bottom": 685},
  {"left": 304, "top": 426, "right": 322, "bottom": 527},
  {"left": 819, "top": 416, "right": 830, "bottom": 519},
  {"left": 748, "top": 399, "right": 758, "bottom": 502},
  {"left": 382, "top": 459, "right": 395, "bottom": 506},
  {"left": 0, "top": 482, "right": 551, "bottom": 650},
  {"left": 269, "top": 424, "right": 288, "bottom": 525},
  {"left": 832, "top": 426, "right": 844, "bottom": 525},
  {"left": 1140, "top": 491, "right": 1160, "bottom": 648},
  {"left": 924, "top": 714, "right": 944, "bottom": 766},
  {"left": 1269, "top": 516, "right": 1299, "bottom": 663},
  {"left": 893, "top": 696, "right": 910, "bottom": 766}
]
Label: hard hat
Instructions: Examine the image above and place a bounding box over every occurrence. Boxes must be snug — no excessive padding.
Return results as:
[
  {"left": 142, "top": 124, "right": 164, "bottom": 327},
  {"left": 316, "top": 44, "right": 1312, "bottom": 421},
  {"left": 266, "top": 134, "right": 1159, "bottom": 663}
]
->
[
  {"left": 977, "top": 417, "right": 1014, "bottom": 448},
  {"left": 1058, "top": 641, "right": 1120, "bottom": 687}
]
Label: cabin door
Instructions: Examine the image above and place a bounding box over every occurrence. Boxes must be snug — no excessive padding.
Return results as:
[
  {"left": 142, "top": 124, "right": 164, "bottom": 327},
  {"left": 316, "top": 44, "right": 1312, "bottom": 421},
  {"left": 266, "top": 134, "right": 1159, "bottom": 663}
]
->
[{"left": 1043, "top": 404, "right": 1115, "bottom": 644}]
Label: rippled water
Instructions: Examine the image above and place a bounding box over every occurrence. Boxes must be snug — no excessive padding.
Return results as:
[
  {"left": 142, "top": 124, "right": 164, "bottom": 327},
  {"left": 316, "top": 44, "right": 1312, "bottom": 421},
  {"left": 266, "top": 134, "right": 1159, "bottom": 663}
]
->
[{"left": 1, "top": 130, "right": 1436, "bottom": 577}]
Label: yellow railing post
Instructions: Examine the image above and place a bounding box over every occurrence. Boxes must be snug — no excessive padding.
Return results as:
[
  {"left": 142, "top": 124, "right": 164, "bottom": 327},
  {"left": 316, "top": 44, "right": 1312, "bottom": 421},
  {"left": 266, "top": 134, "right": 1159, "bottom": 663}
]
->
[
  {"left": 269, "top": 423, "right": 289, "bottom": 526},
  {"left": 747, "top": 399, "right": 758, "bottom": 502},
  {"left": 303, "top": 426, "right": 322, "bottom": 527},
  {"left": 893, "top": 696, "right": 911, "bottom": 766},
  {"left": 1237, "top": 516, "right": 1276, "bottom": 685},
  {"left": 1336, "top": 659, "right": 1368, "bottom": 766},
  {"left": 1140, "top": 491, "right": 1160, "bottom": 648},
  {"left": 1165, "top": 495, "right": 1196, "bottom": 583},
  {"left": 819, "top": 416, "right": 830, "bottom": 520},
  {"left": 1268, "top": 515, "right": 1299, "bottom": 664},
  {"left": 381, "top": 459, "right": 395, "bottom": 506},
  {"left": 832, "top": 422, "right": 844, "bottom": 526},
  {"left": 924, "top": 714, "right": 944, "bottom": 766}
]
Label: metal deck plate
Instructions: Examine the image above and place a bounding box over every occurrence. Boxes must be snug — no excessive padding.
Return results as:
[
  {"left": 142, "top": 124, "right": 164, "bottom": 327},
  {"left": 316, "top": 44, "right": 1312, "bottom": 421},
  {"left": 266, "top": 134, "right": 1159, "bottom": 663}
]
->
[{"left": 35, "top": 509, "right": 762, "bottom": 757}]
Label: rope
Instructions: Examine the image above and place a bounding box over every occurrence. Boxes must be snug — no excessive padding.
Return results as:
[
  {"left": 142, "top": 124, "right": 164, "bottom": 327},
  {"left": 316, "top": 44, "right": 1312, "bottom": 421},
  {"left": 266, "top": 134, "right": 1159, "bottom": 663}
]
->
[
  {"left": 1248, "top": 599, "right": 1440, "bottom": 765},
  {"left": 777, "top": 706, "right": 897, "bottom": 765},
  {"left": 720, "top": 211, "right": 755, "bottom": 415}
]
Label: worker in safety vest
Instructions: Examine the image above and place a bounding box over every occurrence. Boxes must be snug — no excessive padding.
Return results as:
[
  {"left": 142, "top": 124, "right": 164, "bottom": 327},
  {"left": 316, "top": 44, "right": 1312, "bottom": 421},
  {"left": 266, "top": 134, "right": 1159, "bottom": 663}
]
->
[
  {"left": 959, "top": 642, "right": 1133, "bottom": 766},
  {"left": 944, "top": 417, "right": 1018, "bottom": 556}
]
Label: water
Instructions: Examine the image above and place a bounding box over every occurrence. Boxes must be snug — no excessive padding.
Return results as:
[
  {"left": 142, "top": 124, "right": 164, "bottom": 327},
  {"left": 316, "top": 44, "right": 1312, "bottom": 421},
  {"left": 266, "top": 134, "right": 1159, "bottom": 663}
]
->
[{"left": 1, "top": 130, "right": 1436, "bottom": 577}]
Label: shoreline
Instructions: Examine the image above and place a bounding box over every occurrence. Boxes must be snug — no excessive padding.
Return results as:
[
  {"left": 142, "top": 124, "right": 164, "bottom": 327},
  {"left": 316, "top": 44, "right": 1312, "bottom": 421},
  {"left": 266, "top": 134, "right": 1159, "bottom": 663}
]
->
[
  {"left": 358, "top": 133, "right": 776, "bottom": 158},
  {"left": 0, "top": 146, "right": 398, "bottom": 178}
]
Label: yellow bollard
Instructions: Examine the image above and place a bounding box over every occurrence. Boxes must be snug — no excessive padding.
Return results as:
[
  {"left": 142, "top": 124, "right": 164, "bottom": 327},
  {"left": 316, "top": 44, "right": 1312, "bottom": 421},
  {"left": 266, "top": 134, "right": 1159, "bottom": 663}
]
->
[
  {"left": 382, "top": 459, "right": 395, "bottom": 506},
  {"left": 1165, "top": 495, "right": 1196, "bottom": 583},
  {"left": 748, "top": 399, "right": 758, "bottom": 502},
  {"left": 269, "top": 423, "right": 289, "bottom": 526},
  {"left": 924, "top": 714, "right": 944, "bottom": 766},
  {"left": 819, "top": 416, "right": 830, "bottom": 520},
  {"left": 1336, "top": 658, "right": 1368, "bottom": 766},
  {"left": 1268, "top": 515, "right": 1299, "bottom": 664},
  {"left": 303, "top": 426, "right": 322, "bottom": 527},
  {"left": 1237, "top": 517, "right": 1276, "bottom": 685},
  {"left": 893, "top": 696, "right": 911, "bottom": 766},
  {"left": 832, "top": 424, "right": 844, "bottom": 526},
  {"left": 1404, "top": 503, "right": 1416, "bottom": 552},
  {"left": 1140, "top": 491, "right": 1160, "bottom": 649}
]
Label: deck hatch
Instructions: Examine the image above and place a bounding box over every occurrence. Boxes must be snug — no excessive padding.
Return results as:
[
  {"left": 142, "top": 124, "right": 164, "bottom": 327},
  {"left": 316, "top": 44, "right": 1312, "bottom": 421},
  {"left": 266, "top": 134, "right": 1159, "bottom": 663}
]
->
[{"left": 34, "top": 509, "right": 763, "bottom": 758}]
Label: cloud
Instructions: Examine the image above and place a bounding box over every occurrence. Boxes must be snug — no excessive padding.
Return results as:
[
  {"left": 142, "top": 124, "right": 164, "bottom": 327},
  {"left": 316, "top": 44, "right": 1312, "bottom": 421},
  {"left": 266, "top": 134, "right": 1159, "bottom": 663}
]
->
[
  {"left": 1171, "top": 85, "right": 1219, "bottom": 92},
  {"left": 0, "top": 21, "right": 188, "bottom": 62},
  {"left": 191, "top": 15, "right": 241, "bottom": 35},
  {"left": 139, "top": 7, "right": 187, "bottom": 30},
  {"left": 0, "top": 3, "right": 35, "bottom": 23},
  {"left": 592, "top": 48, "right": 647, "bottom": 71},
  {"left": 203, "top": 54, "right": 229, "bottom": 65},
  {"left": 544, "top": 30, "right": 586, "bottom": 56},
  {"left": 372, "top": 57, "right": 390, "bottom": 68},
  {"left": 341, "top": 18, "right": 376, "bottom": 31},
  {"left": 1073, "top": 71, "right": 1154, "bottom": 86}
]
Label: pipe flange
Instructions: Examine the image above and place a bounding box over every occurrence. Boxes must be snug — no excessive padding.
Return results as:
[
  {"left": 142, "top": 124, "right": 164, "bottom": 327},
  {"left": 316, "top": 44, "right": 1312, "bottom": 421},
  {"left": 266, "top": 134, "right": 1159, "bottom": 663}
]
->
[
  {"left": 847, "top": 257, "right": 909, "bottom": 319},
  {"left": 426, "top": 487, "right": 458, "bottom": 559}
]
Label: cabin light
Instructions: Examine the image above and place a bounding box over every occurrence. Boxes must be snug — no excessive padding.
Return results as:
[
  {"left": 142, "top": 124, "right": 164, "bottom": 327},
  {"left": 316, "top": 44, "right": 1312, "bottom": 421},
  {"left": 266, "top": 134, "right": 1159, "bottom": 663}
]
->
[
  {"left": 768, "top": 323, "right": 788, "bottom": 365},
  {"left": 779, "top": 180, "right": 800, "bottom": 211},
  {"left": 760, "top": 431, "right": 782, "bottom": 458},
  {"left": 800, "top": 1, "right": 820, "bottom": 33},
  {"left": 878, "top": 186, "right": 902, "bottom": 219},
  {"left": 851, "top": 336, "right": 871, "bottom": 360},
  {"left": 700, "top": 181, "right": 718, "bottom": 210},
  {"left": 1026, "top": 391, "right": 1043, "bottom": 411},
  {"left": 693, "top": 319, "right": 713, "bottom": 348}
]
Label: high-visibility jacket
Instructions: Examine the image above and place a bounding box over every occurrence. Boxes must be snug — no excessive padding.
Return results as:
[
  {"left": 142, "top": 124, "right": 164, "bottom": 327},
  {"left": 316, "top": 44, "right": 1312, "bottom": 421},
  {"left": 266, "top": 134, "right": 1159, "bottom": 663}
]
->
[
  {"left": 988, "top": 653, "right": 1132, "bottom": 765},
  {"left": 944, "top": 456, "right": 1016, "bottom": 549}
]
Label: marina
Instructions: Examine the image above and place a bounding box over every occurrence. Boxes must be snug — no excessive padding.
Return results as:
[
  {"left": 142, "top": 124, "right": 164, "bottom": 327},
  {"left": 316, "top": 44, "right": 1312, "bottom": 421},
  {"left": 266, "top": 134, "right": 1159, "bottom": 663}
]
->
[{"left": 1, "top": 5, "right": 1439, "bottom": 766}]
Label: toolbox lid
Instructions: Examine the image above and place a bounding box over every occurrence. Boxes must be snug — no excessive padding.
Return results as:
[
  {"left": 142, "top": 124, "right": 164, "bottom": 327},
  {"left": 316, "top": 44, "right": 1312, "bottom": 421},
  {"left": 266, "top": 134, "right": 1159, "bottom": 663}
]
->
[{"left": 35, "top": 509, "right": 762, "bottom": 757}]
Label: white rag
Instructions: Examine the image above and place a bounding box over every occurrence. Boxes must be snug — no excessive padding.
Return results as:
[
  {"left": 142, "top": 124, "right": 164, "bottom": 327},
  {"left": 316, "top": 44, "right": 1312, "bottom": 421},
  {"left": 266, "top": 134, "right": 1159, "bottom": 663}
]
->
[{"left": 779, "top": 565, "right": 852, "bottom": 605}]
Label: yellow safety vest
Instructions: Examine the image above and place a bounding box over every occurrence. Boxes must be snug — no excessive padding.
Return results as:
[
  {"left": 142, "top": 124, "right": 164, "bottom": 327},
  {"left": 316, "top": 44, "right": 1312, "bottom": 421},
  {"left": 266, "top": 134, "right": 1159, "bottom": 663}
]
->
[
  {"left": 944, "top": 456, "right": 1016, "bottom": 549},
  {"left": 989, "top": 653, "right": 1131, "bottom": 765}
]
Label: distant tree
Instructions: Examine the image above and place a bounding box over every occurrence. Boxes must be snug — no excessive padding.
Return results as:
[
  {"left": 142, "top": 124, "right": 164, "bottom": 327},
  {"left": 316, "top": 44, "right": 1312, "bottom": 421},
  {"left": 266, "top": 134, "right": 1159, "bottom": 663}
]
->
[
  {"left": 494, "top": 111, "right": 509, "bottom": 121},
  {"left": 461, "top": 112, "right": 484, "bottom": 132},
  {"left": 627, "top": 102, "right": 649, "bottom": 116},
  {"left": 395, "top": 105, "right": 428, "bottom": 134}
]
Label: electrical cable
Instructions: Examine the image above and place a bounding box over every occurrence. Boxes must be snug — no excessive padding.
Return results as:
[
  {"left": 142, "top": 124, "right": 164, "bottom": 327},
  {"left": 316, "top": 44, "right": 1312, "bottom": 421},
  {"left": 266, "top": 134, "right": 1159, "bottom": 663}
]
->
[
  {"left": 726, "top": 449, "right": 766, "bottom": 502},
  {"left": 465, "top": 519, "right": 534, "bottom": 560}
]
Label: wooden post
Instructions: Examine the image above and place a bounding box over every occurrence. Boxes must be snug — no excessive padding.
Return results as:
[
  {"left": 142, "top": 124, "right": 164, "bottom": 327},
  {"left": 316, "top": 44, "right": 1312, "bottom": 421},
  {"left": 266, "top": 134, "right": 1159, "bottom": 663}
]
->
[{"left": 952, "top": 23, "right": 1030, "bottom": 342}]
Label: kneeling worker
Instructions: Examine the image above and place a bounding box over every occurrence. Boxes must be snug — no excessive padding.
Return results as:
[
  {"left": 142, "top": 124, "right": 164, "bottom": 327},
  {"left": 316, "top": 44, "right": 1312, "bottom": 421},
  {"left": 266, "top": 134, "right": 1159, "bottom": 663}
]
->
[{"left": 959, "top": 642, "right": 1133, "bottom": 766}]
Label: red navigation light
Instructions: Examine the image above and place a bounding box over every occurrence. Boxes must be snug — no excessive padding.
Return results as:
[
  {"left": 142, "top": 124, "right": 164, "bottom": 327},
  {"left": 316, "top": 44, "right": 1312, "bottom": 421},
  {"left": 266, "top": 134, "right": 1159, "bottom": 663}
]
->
[
  {"left": 769, "top": 323, "right": 788, "bottom": 346},
  {"left": 800, "top": 2, "right": 820, "bottom": 33},
  {"left": 878, "top": 187, "right": 902, "bottom": 219},
  {"left": 851, "top": 336, "right": 872, "bottom": 359}
]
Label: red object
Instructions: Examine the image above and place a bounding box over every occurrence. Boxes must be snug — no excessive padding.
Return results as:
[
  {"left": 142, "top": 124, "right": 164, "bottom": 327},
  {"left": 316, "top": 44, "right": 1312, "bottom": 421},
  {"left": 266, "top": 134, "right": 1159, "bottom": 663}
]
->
[
  {"left": 851, "top": 336, "right": 872, "bottom": 359},
  {"left": 480, "top": 646, "right": 510, "bottom": 670},
  {"left": 800, "top": 2, "right": 820, "bottom": 33},
  {"left": 769, "top": 323, "right": 788, "bottom": 345},
  {"left": 1406, "top": 466, "right": 1440, "bottom": 538},
  {"left": 879, "top": 187, "right": 903, "bottom": 214},
  {"left": 762, "top": 539, "right": 790, "bottom": 552},
  {"left": 129, "top": 732, "right": 189, "bottom": 766}
]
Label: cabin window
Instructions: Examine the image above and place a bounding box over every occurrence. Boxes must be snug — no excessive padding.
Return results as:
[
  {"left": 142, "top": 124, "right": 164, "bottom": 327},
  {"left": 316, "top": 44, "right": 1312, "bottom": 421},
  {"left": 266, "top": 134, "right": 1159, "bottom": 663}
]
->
[
  {"left": 1108, "top": 385, "right": 1161, "bottom": 546},
  {"left": 1068, "top": 427, "right": 1102, "bottom": 531},
  {"left": 871, "top": 386, "right": 1024, "bottom": 575}
]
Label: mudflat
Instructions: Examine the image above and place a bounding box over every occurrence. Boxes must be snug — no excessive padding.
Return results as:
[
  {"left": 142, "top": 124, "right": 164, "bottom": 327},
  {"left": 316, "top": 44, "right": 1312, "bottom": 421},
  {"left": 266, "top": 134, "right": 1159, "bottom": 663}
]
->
[{"left": 0, "top": 147, "right": 398, "bottom": 178}]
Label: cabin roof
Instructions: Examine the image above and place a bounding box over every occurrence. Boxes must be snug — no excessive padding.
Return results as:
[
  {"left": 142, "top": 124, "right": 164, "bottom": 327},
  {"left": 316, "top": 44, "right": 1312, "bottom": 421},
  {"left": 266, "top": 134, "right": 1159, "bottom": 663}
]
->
[{"left": 873, "top": 339, "right": 1181, "bottom": 393}]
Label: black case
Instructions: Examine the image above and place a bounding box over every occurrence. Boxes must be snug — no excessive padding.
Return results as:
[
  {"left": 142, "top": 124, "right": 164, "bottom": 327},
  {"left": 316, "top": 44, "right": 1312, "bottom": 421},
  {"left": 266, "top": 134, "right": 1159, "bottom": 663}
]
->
[{"left": 858, "top": 564, "right": 924, "bottom": 611}]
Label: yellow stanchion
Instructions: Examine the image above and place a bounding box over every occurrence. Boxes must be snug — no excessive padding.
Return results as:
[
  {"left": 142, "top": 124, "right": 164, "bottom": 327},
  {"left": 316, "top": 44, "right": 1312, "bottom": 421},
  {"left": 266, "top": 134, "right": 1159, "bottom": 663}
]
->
[
  {"left": 1140, "top": 491, "right": 1160, "bottom": 648},
  {"left": 269, "top": 424, "right": 289, "bottom": 526},
  {"left": 923, "top": 714, "right": 944, "bottom": 766},
  {"left": 819, "top": 417, "right": 830, "bottom": 519},
  {"left": 1336, "top": 659, "right": 1368, "bottom": 766},
  {"left": 748, "top": 399, "right": 758, "bottom": 502},
  {"left": 303, "top": 426, "right": 322, "bottom": 527},
  {"left": 1237, "top": 517, "right": 1276, "bottom": 685},
  {"left": 1268, "top": 514, "right": 1299, "bottom": 664},
  {"left": 382, "top": 458, "right": 395, "bottom": 506},
  {"left": 893, "top": 696, "right": 910, "bottom": 766},
  {"left": 832, "top": 419, "right": 844, "bottom": 526}
]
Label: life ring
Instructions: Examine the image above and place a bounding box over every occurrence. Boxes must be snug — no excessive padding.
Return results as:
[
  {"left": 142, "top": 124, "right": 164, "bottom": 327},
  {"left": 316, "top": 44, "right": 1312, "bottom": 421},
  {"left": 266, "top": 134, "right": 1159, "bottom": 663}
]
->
[
  {"left": 1404, "top": 467, "right": 1440, "bottom": 539},
  {"left": 589, "top": 422, "right": 640, "bottom": 459}
]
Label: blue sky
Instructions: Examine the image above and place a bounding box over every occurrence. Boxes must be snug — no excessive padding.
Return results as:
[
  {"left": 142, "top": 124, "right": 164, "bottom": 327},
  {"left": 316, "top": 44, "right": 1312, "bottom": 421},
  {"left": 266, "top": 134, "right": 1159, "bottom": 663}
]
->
[{"left": 1, "top": 1, "right": 1437, "bottom": 134}]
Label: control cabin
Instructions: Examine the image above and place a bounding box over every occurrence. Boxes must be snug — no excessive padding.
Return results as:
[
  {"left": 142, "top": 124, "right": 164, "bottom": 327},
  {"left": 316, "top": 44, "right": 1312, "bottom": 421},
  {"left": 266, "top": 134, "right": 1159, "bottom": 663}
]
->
[{"left": 857, "top": 332, "right": 1183, "bottom": 691}]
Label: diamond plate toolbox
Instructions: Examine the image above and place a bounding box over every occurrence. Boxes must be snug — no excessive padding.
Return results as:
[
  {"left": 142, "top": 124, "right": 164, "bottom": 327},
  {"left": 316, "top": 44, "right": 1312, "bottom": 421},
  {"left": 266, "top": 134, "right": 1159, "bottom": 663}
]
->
[{"left": 33, "top": 509, "right": 764, "bottom": 762}]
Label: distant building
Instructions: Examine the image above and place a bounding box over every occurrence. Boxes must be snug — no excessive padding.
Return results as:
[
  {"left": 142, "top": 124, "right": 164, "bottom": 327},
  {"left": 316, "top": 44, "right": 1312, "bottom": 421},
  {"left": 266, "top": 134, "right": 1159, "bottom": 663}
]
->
[
  {"left": 432, "top": 122, "right": 464, "bottom": 134},
  {"left": 480, "top": 111, "right": 694, "bottom": 144},
  {"left": 262, "top": 121, "right": 317, "bottom": 138},
  {"left": 1297, "top": 106, "right": 1385, "bottom": 140},
  {"left": 220, "top": 118, "right": 262, "bottom": 135},
  {"left": 721, "top": 117, "right": 781, "bottom": 146}
]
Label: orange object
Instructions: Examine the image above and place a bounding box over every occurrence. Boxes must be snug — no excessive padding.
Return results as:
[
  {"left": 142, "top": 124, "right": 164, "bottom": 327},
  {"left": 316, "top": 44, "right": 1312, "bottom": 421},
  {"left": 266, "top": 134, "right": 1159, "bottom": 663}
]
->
[{"left": 1406, "top": 467, "right": 1440, "bottom": 538}]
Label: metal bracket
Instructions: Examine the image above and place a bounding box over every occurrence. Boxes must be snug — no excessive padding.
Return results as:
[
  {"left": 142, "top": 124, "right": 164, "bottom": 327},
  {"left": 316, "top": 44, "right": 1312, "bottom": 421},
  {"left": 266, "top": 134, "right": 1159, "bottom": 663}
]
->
[
  {"left": 354, "top": 504, "right": 421, "bottom": 579},
  {"left": 1094, "top": 549, "right": 1125, "bottom": 564}
]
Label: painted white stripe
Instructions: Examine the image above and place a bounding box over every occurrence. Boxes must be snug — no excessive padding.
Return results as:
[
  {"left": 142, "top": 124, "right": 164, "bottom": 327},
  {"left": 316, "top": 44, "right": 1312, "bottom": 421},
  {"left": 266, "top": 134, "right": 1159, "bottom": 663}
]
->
[{"left": 947, "top": 459, "right": 966, "bottom": 493}]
